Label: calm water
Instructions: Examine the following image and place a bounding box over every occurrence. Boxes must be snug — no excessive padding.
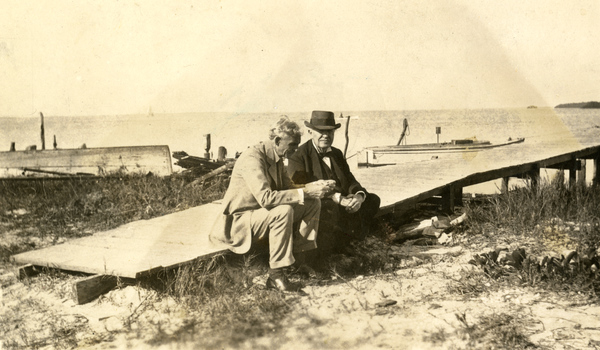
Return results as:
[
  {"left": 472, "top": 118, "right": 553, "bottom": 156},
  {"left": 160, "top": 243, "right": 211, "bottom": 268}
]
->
[{"left": 2, "top": 108, "right": 600, "bottom": 172}]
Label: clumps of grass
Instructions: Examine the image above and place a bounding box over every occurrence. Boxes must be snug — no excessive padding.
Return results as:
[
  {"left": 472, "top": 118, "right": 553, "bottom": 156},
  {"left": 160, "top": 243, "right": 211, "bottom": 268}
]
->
[
  {"left": 466, "top": 247, "right": 600, "bottom": 298},
  {"left": 465, "top": 176, "right": 600, "bottom": 244},
  {"left": 0, "top": 173, "right": 229, "bottom": 253},
  {"left": 0, "top": 295, "right": 95, "bottom": 349},
  {"left": 325, "top": 235, "right": 394, "bottom": 278},
  {"left": 460, "top": 177, "right": 600, "bottom": 298},
  {"left": 455, "top": 311, "right": 536, "bottom": 349},
  {"left": 138, "top": 253, "right": 293, "bottom": 348}
]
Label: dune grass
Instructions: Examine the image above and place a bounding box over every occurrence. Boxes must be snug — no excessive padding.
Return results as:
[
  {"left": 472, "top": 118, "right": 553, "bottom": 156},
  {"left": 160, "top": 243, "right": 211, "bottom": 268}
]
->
[
  {"left": 0, "top": 173, "right": 229, "bottom": 261},
  {"left": 455, "top": 176, "right": 600, "bottom": 298},
  {"left": 3, "top": 172, "right": 600, "bottom": 348}
]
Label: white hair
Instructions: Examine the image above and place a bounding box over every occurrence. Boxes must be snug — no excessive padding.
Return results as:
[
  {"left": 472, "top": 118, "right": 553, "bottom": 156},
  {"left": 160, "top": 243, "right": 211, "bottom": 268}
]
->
[{"left": 268, "top": 115, "right": 302, "bottom": 140}]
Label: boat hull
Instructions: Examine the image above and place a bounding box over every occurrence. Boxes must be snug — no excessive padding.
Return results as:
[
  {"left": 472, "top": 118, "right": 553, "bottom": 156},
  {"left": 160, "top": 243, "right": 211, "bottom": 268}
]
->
[
  {"left": 0, "top": 145, "right": 173, "bottom": 178},
  {"left": 366, "top": 138, "right": 524, "bottom": 154},
  {"left": 351, "top": 138, "right": 525, "bottom": 168}
]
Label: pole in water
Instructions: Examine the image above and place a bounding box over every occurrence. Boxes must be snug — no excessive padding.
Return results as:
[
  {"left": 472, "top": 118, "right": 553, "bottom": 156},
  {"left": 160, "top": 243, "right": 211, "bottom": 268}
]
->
[
  {"left": 53, "top": 135, "right": 57, "bottom": 149},
  {"left": 343, "top": 114, "right": 351, "bottom": 158},
  {"left": 436, "top": 126, "right": 441, "bottom": 144},
  {"left": 203, "top": 134, "right": 211, "bottom": 159},
  {"left": 40, "top": 112, "right": 46, "bottom": 150}
]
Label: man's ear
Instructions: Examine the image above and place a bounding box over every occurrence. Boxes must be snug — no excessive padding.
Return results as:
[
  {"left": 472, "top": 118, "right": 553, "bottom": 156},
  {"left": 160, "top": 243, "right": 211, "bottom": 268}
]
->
[{"left": 274, "top": 136, "right": 281, "bottom": 145}]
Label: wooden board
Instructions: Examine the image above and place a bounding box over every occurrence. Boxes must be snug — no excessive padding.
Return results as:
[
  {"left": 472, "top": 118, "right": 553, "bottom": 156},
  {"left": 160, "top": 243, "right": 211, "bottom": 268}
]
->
[
  {"left": 354, "top": 141, "right": 600, "bottom": 214},
  {"left": 10, "top": 138, "right": 600, "bottom": 279},
  {"left": 11, "top": 202, "right": 228, "bottom": 278},
  {"left": 0, "top": 145, "right": 173, "bottom": 177}
]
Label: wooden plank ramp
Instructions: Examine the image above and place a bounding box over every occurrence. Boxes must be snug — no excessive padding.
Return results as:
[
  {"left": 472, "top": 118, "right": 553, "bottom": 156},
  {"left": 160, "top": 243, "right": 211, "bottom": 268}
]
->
[
  {"left": 12, "top": 202, "right": 227, "bottom": 278},
  {"left": 10, "top": 138, "right": 600, "bottom": 303}
]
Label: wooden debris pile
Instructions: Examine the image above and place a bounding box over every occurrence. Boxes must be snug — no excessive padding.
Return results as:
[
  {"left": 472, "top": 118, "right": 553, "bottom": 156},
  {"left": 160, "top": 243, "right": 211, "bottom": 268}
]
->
[
  {"left": 388, "top": 213, "right": 466, "bottom": 245},
  {"left": 173, "top": 151, "right": 236, "bottom": 182}
]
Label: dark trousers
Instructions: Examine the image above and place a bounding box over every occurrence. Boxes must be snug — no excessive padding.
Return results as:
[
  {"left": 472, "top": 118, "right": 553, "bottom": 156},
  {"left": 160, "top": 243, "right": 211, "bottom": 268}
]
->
[{"left": 317, "top": 193, "right": 381, "bottom": 253}]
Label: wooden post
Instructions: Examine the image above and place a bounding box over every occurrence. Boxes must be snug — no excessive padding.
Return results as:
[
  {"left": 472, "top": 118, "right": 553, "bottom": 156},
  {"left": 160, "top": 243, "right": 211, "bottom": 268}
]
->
[
  {"left": 454, "top": 186, "right": 463, "bottom": 207},
  {"left": 594, "top": 151, "right": 600, "bottom": 187},
  {"left": 217, "top": 146, "right": 227, "bottom": 162},
  {"left": 10, "top": 142, "right": 15, "bottom": 152},
  {"left": 501, "top": 177, "right": 509, "bottom": 193},
  {"left": 72, "top": 275, "right": 119, "bottom": 304},
  {"left": 343, "top": 114, "right": 351, "bottom": 158},
  {"left": 203, "top": 134, "right": 211, "bottom": 159},
  {"left": 53, "top": 135, "right": 57, "bottom": 150},
  {"left": 442, "top": 184, "right": 455, "bottom": 213},
  {"left": 569, "top": 158, "right": 577, "bottom": 188},
  {"left": 577, "top": 159, "right": 586, "bottom": 186},
  {"left": 40, "top": 112, "right": 45, "bottom": 150},
  {"left": 529, "top": 165, "right": 540, "bottom": 192}
]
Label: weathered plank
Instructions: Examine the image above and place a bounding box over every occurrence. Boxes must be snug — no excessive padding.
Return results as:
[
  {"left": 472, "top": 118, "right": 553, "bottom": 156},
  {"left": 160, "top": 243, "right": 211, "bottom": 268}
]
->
[
  {"left": 72, "top": 275, "right": 121, "bottom": 304},
  {"left": 355, "top": 142, "right": 600, "bottom": 215},
  {"left": 11, "top": 202, "right": 228, "bottom": 278},
  {"left": 0, "top": 145, "right": 173, "bottom": 177}
]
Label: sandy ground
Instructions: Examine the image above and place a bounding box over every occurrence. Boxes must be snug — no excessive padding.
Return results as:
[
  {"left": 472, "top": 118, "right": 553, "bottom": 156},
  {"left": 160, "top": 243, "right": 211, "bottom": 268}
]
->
[{"left": 3, "top": 227, "right": 600, "bottom": 350}]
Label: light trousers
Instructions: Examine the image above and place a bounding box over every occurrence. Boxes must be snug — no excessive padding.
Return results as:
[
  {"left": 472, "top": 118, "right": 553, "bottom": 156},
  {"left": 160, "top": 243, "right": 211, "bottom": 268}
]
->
[{"left": 250, "top": 198, "right": 320, "bottom": 269}]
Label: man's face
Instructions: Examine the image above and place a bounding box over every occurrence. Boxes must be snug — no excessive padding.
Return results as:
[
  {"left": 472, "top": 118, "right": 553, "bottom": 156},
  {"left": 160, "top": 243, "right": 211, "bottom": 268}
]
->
[
  {"left": 274, "top": 134, "right": 300, "bottom": 158},
  {"left": 309, "top": 128, "right": 335, "bottom": 150}
]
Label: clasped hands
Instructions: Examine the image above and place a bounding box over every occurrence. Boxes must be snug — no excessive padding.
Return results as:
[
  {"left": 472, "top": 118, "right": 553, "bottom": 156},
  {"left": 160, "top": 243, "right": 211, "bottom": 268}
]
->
[
  {"left": 303, "top": 179, "right": 336, "bottom": 199},
  {"left": 339, "top": 193, "right": 365, "bottom": 214}
]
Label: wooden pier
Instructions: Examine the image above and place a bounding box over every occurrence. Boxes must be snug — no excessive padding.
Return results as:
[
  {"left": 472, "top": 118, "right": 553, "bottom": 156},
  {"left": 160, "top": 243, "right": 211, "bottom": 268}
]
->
[
  {"left": 11, "top": 138, "right": 600, "bottom": 303},
  {"left": 354, "top": 140, "right": 600, "bottom": 215}
]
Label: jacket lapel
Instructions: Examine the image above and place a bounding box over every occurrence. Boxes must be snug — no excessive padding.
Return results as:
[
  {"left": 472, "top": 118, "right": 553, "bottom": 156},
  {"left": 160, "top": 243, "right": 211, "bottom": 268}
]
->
[{"left": 265, "top": 143, "right": 280, "bottom": 188}]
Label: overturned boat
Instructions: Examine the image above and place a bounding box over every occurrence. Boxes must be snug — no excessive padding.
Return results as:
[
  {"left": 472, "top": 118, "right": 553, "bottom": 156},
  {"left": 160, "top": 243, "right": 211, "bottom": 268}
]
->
[{"left": 0, "top": 145, "right": 173, "bottom": 178}]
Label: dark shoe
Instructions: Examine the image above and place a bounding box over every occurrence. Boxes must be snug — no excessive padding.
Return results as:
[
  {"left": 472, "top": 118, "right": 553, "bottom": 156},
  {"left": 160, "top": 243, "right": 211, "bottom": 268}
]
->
[
  {"left": 291, "top": 263, "right": 317, "bottom": 278},
  {"left": 266, "top": 275, "right": 304, "bottom": 293}
]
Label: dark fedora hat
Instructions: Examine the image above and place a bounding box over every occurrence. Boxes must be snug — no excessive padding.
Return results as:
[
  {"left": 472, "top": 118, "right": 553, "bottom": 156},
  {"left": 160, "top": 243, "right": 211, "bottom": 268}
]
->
[{"left": 304, "top": 110, "right": 341, "bottom": 131}]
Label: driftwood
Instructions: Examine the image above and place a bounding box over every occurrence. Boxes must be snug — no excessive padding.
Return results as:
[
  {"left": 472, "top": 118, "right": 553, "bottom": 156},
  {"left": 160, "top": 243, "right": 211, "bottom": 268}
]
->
[
  {"left": 189, "top": 162, "right": 235, "bottom": 186},
  {"left": 389, "top": 213, "right": 466, "bottom": 243}
]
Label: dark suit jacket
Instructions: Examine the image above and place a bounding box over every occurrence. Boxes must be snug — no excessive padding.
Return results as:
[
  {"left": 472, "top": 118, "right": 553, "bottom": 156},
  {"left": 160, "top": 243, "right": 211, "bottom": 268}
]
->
[
  {"left": 287, "top": 141, "right": 367, "bottom": 196},
  {"left": 209, "top": 141, "right": 301, "bottom": 254}
]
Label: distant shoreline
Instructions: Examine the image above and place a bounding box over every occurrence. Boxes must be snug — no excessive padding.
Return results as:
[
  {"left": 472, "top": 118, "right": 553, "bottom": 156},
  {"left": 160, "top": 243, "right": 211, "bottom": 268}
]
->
[{"left": 555, "top": 101, "right": 600, "bottom": 109}]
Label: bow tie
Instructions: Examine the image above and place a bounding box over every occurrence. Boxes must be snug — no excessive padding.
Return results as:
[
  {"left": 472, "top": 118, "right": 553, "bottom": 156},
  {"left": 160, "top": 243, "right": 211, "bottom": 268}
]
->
[{"left": 318, "top": 151, "right": 334, "bottom": 159}]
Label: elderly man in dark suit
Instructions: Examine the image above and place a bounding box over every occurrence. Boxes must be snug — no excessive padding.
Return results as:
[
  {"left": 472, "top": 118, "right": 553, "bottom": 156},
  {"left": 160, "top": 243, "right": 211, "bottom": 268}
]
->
[
  {"left": 288, "top": 111, "right": 381, "bottom": 252},
  {"left": 210, "top": 116, "right": 334, "bottom": 292}
]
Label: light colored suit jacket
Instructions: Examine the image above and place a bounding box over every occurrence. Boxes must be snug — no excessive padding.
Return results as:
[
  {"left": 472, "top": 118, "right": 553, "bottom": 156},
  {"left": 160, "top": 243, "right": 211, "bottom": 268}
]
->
[{"left": 209, "top": 141, "right": 301, "bottom": 254}]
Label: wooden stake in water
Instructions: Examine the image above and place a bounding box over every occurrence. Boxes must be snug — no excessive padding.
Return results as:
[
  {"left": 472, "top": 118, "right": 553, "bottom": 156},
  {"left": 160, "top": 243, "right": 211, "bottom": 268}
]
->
[
  {"left": 40, "top": 112, "right": 46, "bottom": 150},
  {"left": 203, "top": 134, "right": 211, "bottom": 159},
  {"left": 343, "top": 114, "right": 351, "bottom": 158}
]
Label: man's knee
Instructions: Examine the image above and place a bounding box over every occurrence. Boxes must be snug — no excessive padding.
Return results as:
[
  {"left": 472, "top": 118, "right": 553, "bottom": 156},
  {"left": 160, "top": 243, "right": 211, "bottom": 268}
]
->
[
  {"left": 361, "top": 193, "right": 381, "bottom": 219},
  {"left": 270, "top": 204, "right": 294, "bottom": 221}
]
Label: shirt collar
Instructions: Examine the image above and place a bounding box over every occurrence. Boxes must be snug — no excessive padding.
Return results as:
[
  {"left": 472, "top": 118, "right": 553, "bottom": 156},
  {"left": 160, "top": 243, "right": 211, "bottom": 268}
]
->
[{"left": 269, "top": 140, "right": 283, "bottom": 163}]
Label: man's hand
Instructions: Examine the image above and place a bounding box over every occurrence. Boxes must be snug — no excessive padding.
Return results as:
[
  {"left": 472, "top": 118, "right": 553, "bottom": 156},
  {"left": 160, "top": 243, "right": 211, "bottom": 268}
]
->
[
  {"left": 303, "top": 180, "right": 336, "bottom": 199},
  {"left": 340, "top": 193, "right": 365, "bottom": 213}
]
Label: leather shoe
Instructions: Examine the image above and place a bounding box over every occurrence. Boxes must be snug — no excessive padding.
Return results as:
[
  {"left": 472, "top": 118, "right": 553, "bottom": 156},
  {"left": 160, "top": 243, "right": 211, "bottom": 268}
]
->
[
  {"left": 291, "top": 263, "right": 317, "bottom": 278},
  {"left": 266, "top": 275, "right": 303, "bottom": 293}
]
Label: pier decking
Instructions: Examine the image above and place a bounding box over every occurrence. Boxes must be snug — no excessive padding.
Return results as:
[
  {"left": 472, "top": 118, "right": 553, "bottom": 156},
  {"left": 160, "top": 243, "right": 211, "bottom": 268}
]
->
[
  {"left": 11, "top": 138, "right": 600, "bottom": 303},
  {"left": 355, "top": 140, "right": 600, "bottom": 215}
]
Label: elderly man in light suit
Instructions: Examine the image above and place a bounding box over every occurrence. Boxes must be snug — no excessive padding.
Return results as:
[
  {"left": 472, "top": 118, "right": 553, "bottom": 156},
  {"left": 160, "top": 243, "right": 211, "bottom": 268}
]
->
[{"left": 210, "top": 116, "right": 334, "bottom": 292}]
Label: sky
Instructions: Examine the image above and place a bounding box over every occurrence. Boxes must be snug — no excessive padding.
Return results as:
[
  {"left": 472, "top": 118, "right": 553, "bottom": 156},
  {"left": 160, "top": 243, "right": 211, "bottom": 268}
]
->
[{"left": 0, "top": 0, "right": 599, "bottom": 116}]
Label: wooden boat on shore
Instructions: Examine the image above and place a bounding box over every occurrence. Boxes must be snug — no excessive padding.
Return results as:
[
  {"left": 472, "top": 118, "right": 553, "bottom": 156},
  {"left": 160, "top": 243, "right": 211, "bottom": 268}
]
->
[{"left": 0, "top": 145, "right": 173, "bottom": 178}]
